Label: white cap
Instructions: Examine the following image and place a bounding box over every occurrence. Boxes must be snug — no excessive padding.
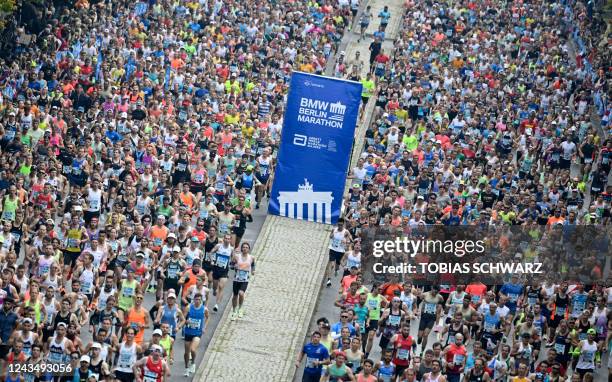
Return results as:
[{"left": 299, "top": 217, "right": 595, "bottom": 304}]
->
[
  {"left": 120, "top": 112, "right": 128, "bottom": 118},
  {"left": 173, "top": 246, "right": 181, "bottom": 252},
  {"left": 167, "top": 291, "right": 177, "bottom": 299},
  {"left": 153, "top": 329, "right": 163, "bottom": 336},
  {"left": 167, "top": 233, "right": 176, "bottom": 239},
  {"left": 151, "top": 344, "right": 163, "bottom": 352},
  {"left": 80, "top": 355, "right": 91, "bottom": 363}
]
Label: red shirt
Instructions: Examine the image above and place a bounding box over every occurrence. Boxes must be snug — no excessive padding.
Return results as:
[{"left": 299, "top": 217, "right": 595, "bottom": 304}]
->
[
  {"left": 393, "top": 334, "right": 414, "bottom": 366},
  {"left": 445, "top": 344, "right": 467, "bottom": 373},
  {"left": 466, "top": 283, "right": 487, "bottom": 307}
]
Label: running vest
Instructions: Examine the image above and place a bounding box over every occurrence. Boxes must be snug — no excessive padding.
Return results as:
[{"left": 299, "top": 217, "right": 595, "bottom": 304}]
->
[
  {"left": 97, "top": 287, "right": 116, "bottom": 311},
  {"left": 20, "top": 331, "right": 34, "bottom": 357},
  {"left": 66, "top": 228, "right": 82, "bottom": 252},
  {"left": 214, "top": 244, "right": 232, "bottom": 270},
  {"left": 233, "top": 255, "right": 252, "bottom": 282},
  {"left": 393, "top": 334, "right": 414, "bottom": 366},
  {"left": 159, "top": 336, "right": 172, "bottom": 360},
  {"left": 383, "top": 310, "right": 402, "bottom": 337},
  {"left": 1, "top": 196, "right": 18, "bottom": 221},
  {"left": 329, "top": 228, "right": 347, "bottom": 253},
  {"left": 160, "top": 304, "right": 178, "bottom": 336},
  {"left": 118, "top": 279, "right": 137, "bottom": 311},
  {"left": 48, "top": 336, "right": 68, "bottom": 364},
  {"left": 79, "top": 267, "right": 95, "bottom": 295},
  {"left": 446, "top": 324, "right": 466, "bottom": 346},
  {"left": 554, "top": 294, "right": 569, "bottom": 318},
  {"left": 142, "top": 356, "right": 163, "bottom": 382},
  {"left": 576, "top": 341, "right": 597, "bottom": 370},
  {"left": 115, "top": 342, "right": 137, "bottom": 372},
  {"left": 43, "top": 298, "right": 56, "bottom": 325},
  {"left": 165, "top": 260, "right": 183, "bottom": 284},
  {"left": 184, "top": 303, "right": 205, "bottom": 337}
]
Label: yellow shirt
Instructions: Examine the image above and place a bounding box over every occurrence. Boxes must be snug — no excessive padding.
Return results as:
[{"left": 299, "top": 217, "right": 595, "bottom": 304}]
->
[{"left": 224, "top": 113, "right": 240, "bottom": 125}]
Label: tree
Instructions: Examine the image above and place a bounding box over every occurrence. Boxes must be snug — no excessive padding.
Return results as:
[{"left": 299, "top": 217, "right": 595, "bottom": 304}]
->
[{"left": 0, "top": 0, "right": 16, "bottom": 14}]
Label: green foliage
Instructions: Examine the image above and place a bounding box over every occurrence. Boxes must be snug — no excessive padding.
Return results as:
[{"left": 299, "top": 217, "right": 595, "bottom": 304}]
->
[{"left": 0, "top": 0, "right": 16, "bottom": 14}]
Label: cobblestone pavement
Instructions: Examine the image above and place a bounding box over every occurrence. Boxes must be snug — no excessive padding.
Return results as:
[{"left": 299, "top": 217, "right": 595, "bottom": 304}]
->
[{"left": 193, "top": 216, "right": 332, "bottom": 381}]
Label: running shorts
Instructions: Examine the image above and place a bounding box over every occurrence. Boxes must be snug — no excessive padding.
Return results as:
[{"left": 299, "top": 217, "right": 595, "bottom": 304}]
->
[{"left": 232, "top": 281, "right": 249, "bottom": 295}]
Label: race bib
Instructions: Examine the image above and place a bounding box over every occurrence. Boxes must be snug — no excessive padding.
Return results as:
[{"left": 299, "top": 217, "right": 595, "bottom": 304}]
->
[
  {"left": 187, "top": 318, "right": 201, "bottom": 330},
  {"left": 123, "top": 287, "right": 134, "bottom": 297},
  {"left": 454, "top": 354, "right": 465, "bottom": 365},
  {"left": 143, "top": 370, "right": 158, "bottom": 382},
  {"left": 388, "top": 315, "right": 401, "bottom": 326},
  {"left": 424, "top": 302, "right": 437, "bottom": 314},
  {"left": 305, "top": 357, "right": 318, "bottom": 368},
  {"left": 89, "top": 198, "right": 100, "bottom": 210},
  {"left": 199, "top": 208, "right": 209, "bottom": 219},
  {"left": 554, "top": 343, "right": 565, "bottom": 354},
  {"left": 236, "top": 269, "right": 249, "bottom": 282},
  {"left": 216, "top": 254, "right": 229, "bottom": 268},
  {"left": 367, "top": 299, "right": 378, "bottom": 310},
  {"left": 397, "top": 348, "right": 410, "bottom": 360}
]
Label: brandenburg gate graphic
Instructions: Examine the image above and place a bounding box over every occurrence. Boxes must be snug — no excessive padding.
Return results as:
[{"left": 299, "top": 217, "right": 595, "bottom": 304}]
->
[{"left": 277, "top": 179, "right": 334, "bottom": 224}]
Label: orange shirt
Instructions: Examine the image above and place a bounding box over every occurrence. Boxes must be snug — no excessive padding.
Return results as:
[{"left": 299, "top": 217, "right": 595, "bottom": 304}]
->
[
  {"left": 547, "top": 216, "right": 564, "bottom": 226},
  {"left": 341, "top": 275, "right": 358, "bottom": 294},
  {"left": 381, "top": 283, "right": 403, "bottom": 301},
  {"left": 150, "top": 225, "right": 169, "bottom": 251},
  {"left": 170, "top": 58, "right": 184, "bottom": 70},
  {"left": 466, "top": 283, "right": 487, "bottom": 306},
  {"left": 126, "top": 307, "right": 147, "bottom": 344},
  {"left": 182, "top": 268, "right": 206, "bottom": 297},
  {"left": 179, "top": 192, "right": 195, "bottom": 209}
]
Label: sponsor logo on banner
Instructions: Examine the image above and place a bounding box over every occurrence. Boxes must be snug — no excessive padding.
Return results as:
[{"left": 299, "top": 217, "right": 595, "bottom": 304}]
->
[{"left": 268, "top": 72, "right": 362, "bottom": 224}]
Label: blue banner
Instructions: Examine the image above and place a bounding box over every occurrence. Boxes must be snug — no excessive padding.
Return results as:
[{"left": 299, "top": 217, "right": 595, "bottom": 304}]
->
[{"left": 268, "top": 72, "right": 362, "bottom": 224}]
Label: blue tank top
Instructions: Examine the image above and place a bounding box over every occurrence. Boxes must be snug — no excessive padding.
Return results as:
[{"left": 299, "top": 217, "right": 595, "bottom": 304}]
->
[
  {"left": 378, "top": 362, "right": 395, "bottom": 382},
  {"left": 242, "top": 173, "right": 254, "bottom": 189},
  {"left": 184, "top": 303, "right": 205, "bottom": 337},
  {"left": 160, "top": 304, "right": 178, "bottom": 336},
  {"left": 484, "top": 312, "right": 500, "bottom": 332},
  {"left": 72, "top": 158, "right": 85, "bottom": 176}
]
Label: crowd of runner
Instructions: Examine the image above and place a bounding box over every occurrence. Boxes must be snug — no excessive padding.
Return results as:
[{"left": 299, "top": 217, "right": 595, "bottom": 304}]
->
[
  {"left": 0, "top": 0, "right": 366, "bottom": 379},
  {"left": 296, "top": 0, "right": 611, "bottom": 381},
  {"left": 0, "top": 0, "right": 609, "bottom": 380}
]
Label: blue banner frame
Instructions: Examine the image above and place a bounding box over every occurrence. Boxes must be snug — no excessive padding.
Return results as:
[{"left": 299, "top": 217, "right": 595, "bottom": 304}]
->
[{"left": 268, "top": 72, "right": 362, "bottom": 224}]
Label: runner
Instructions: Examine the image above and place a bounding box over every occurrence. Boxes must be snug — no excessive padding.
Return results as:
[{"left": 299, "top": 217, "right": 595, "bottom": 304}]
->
[
  {"left": 230, "top": 242, "right": 255, "bottom": 320},
  {"left": 326, "top": 219, "right": 353, "bottom": 287},
  {"left": 182, "top": 293, "right": 208, "bottom": 377},
  {"left": 132, "top": 344, "right": 169, "bottom": 382},
  {"left": 209, "top": 234, "right": 233, "bottom": 312}
]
